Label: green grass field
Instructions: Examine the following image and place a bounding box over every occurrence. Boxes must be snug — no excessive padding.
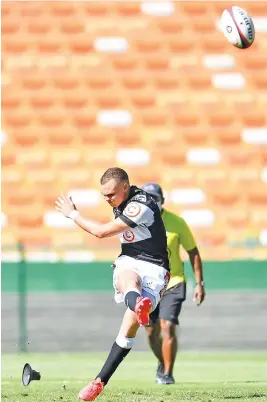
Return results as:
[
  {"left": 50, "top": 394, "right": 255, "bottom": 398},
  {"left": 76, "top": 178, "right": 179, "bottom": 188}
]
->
[{"left": 2, "top": 352, "right": 267, "bottom": 402}]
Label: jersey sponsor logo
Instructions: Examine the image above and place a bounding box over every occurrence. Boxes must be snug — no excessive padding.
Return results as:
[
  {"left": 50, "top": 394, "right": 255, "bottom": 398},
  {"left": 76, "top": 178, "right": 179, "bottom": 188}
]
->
[
  {"left": 132, "top": 194, "right": 147, "bottom": 203},
  {"left": 125, "top": 202, "right": 141, "bottom": 218},
  {"left": 123, "top": 230, "right": 135, "bottom": 242}
]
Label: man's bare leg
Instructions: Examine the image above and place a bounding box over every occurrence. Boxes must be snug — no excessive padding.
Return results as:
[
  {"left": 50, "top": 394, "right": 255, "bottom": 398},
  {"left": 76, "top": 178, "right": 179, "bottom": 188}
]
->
[
  {"left": 145, "top": 321, "right": 163, "bottom": 364},
  {"left": 161, "top": 319, "right": 177, "bottom": 377}
]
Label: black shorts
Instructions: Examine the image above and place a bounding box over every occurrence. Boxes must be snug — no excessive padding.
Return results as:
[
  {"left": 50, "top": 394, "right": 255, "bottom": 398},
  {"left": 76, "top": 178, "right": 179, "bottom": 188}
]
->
[{"left": 149, "top": 282, "right": 186, "bottom": 325}]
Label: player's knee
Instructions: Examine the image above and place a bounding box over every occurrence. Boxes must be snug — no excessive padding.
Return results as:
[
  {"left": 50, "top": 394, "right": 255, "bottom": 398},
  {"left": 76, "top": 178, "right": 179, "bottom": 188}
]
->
[
  {"left": 161, "top": 319, "right": 176, "bottom": 338},
  {"left": 116, "top": 334, "right": 135, "bottom": 349}
]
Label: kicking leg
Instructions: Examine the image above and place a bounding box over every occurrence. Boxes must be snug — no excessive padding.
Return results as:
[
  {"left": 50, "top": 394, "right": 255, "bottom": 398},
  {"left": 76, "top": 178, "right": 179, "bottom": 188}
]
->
[{"left": 116, "top": 268, "right": 153, "bottom": 326}]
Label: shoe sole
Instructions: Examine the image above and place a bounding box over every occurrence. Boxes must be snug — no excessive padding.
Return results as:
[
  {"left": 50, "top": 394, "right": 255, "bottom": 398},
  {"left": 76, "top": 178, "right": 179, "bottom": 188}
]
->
[{"left": 135, "top": 298, "right": 152, "bottom": 326}]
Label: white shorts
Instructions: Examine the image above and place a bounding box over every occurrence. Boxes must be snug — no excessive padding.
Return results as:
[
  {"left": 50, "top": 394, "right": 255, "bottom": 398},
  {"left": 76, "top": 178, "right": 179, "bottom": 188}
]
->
[{"left": 113, "top": 255, "right": 170, "bottom": 311}]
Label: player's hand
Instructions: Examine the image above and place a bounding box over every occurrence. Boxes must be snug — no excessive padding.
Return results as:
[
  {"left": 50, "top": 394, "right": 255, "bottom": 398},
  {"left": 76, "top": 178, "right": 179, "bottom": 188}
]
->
[
  {"left": 55, "top": 194, "right": 76, "bottom": 218},
  {"left": 193, "top": 284, "right": 205, "bottom": 306}
]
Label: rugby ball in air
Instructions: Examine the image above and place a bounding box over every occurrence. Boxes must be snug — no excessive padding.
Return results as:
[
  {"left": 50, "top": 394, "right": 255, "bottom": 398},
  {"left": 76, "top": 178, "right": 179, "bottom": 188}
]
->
[{"left": 220, "top": 6, "right": 255, "bottom": 49}]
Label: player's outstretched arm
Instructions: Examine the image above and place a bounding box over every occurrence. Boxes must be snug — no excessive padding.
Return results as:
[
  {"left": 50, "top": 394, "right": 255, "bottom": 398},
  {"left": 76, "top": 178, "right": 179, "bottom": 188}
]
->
[{"left": 55, "top": 194, "right": 129, "bottom": 238}]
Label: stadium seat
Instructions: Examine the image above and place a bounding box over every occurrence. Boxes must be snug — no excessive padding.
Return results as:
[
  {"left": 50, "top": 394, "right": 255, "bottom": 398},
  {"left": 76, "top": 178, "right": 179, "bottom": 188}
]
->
[
  {"left": 113, "top": 56, "right": 138, "bottom": 71},
  {"left": 83, "top": 2, "right": 111, "bottom": 16},
  {"left": 30, "top": 93, "right": 55, "bottom": 109},
  {"left": 22, "top": 75, "right": 46, "bottom": 90},
  {"left": 115, "top": 2, "right": 140, "bottom": 16},
  {"left": 2, "top": 38, "right": 30, "bottom": 53},
  {"left": 121, "top": 75, "right": 147, "bottom": 90},
  {"left": 169, "top": 37, "right": 196, "bottom": 53},
  {"left": 216, "top": 129, "right": 242, "bottom": 147},
  {"left": 60, "top": 21, "right": 84, "bottom": 35},
  {"left": 252, "top": 73, "right": 267, "bottom": 90},
  {"left": 183, "top": 129, "right": 211, "bottom": 146},
  {"left": 130, "top": 93, "right": 156, "bottom": 109},
  {"left": 1, "top": 93, "right": 22, "bottom": 110},
  {"left": 4, "top": 109, "right": 31, "bottom": 128},
  {"left": 49, "top": 2, "right": 76, "bottom": 17},
  {"left": 211, "top": 189, "right": 240, "bottom": 206},
  {"left": 53, "top": 75, "right": 80, "bottom": 90},
  {"left": 248, "top": 190, "right": 267, "bottom": 206},
  {"left": 38, "top": 110, "right": 66, "bottom": 128},
  {"left": 242, "top": 112, "right": 266, "bottom": 127},
  {"left": 134, "top": 38, "right": 163, "bottom": 53},
  {"left": 141, "top": 110, "right": 169, "bottom": 127},
  {"left": 226, "top": 148, "right": 261, "bottom": 166},
  {"left": 181, "top": 2, "right": 209, "bottom": 16},
  {"left": 174, "top": 112, "right": 201, "bottom": 128},
  {"left": 153, "top": 73, "right": 181, "bottom": 90},
  {"left": 158, "top": 18, "right": 184, "bottom": 35},
  {"left": 72, "top": 112, "right": 96, "bottom": 129},
  {"left": 112, "top": 130, "right": 142, "bottom": 147},
  {"left": 95, "top": 94, "right": 124, "bottom": 109},
  {"left": 37, "top": 38, "right": 63, "bottom": 53},
  {"left": 186, "top": 73, "right": 211, "bottom": 91},
  {"left": 144, "top": 55, "right": 170, "bottom": 71},
  {"left": 69, "top": 39, "right": 94, "bottom": 54},
  {"left": 1, "top": 20, "right": 20, "bottom": 35},
  {"left": 27, "top": 21, "right": 52, "bottom": 35}
]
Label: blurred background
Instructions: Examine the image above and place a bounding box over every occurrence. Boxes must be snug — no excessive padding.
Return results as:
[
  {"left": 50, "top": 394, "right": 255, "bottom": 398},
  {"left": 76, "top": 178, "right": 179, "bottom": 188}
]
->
[{"left": 1, "top": 1, "right": 267, "bottom": 355}]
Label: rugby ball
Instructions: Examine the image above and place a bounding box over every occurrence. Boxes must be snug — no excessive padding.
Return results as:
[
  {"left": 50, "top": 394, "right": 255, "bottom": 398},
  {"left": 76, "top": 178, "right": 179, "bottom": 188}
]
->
[{"left": 220, "top": 6, "right": 255, "bottom": 49}]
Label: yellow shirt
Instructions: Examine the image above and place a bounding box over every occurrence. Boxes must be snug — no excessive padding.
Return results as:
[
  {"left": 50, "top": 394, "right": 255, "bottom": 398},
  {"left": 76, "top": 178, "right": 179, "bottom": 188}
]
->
[{"left": 161, "top": 208, "right": 197, "bottom": 290}]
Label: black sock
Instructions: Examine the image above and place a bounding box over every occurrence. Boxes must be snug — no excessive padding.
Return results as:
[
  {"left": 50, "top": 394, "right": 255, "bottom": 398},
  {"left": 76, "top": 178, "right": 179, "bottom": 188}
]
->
[
  {"left": 124, "top": 290, "right": 140, "bottom": 311},
  {"left": 96, "top": 342, "right": 131, "bottom": 385}
]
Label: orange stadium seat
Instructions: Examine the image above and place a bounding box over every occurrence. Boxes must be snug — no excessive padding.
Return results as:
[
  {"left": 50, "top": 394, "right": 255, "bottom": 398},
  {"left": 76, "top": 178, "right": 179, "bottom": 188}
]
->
[
  {"left": 211, "top": 188, "right": 241, "bottom": 206},
  {"left": 2, "top": 0, "right": 267, "bottom": 259},
  {"left": 27, "top": 21, "right": 53, "bottom": 35},
  {"left": 49, "top": 2, "right": 77, "bottom": 17},
  {"left": 183, "top": 129, "right": 211, "bottom": 146},
  {"left": 1, "top": 20, "right": 20, "bottom": 35},
  {"left": 130, "top": 92, "right": 156, "bottom": 109},
  {"left": 180, "top": 2, "right": 210, "bottom": 16},
  {"left": 135, "top": 38, "right": 163, "bottom": 54},
  {"left": 79, "top": 128, "right": 111, "bottom": 146},
  {"left": 216, "top": 129, "right": 242, "bottom": 147},
  {"left": 169, "top": 36, "right": 196, "bottom": 54},
  {"left": 242, "top": 112, "right": 266, "bottom": 127},
  {"left": 83, "top": 2, "right": 111, "bottom": 16},
  {"left": 113, "top": 56, "right": 138, "bottom": 72},
  {"left": 53, "top": 75, "right": 80, "bottom": 90},
  {"left": 122, "top": 75, "right": 147, "bottom": 91},
  {"left": 1, "top": 92, "right": 23, "bottom": 110},
  {"left": 12, "top": 129, "right": 41, "bottom": 147},
  {"left": 252, "top": 73, "right": 267, "bottom": 91},
  {"left": 158, "top": 18, "right": 184, "bottom": 36},
  {"left": 69, "top": 39, "right": 94, "bottom": 54},
  {"left": 37, "top": 38, "right": 63, "bottom": 53},
  {"left": 115, "top": 2, "right": 141, "bottom": 16}
]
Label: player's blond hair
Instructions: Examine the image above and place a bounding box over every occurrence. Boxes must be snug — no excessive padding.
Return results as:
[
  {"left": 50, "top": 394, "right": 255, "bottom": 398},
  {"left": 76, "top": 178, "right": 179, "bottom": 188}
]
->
[{"left": 100, "top": 167, "right": 129, "bottom": 185}]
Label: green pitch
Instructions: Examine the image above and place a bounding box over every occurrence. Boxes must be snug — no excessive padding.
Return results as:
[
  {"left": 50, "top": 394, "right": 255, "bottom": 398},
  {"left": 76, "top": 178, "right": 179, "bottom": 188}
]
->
[{"left": 2, "top": 352, "right": 267, "bottom": 402}]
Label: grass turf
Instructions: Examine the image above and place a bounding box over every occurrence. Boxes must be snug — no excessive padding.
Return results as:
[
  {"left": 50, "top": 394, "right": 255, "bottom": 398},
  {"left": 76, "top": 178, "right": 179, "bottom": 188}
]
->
[{"left": 2, "top": 352, "right": 267, "bottom": 402}]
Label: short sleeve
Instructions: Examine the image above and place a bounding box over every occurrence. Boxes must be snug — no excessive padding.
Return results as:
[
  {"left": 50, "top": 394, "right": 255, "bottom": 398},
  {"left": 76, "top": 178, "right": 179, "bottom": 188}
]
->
[
  {"left": 119, "top": 202, "right": 154, "bottom": 228},
  {"left": 179, "top": 218, "right": 197, "bottom": 251}
]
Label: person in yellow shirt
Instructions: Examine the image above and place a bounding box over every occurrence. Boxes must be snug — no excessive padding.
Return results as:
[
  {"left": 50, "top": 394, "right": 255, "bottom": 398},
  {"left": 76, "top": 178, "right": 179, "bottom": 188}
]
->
[{"left": 142, "top": 183, "right": 205, "bottom": 385}]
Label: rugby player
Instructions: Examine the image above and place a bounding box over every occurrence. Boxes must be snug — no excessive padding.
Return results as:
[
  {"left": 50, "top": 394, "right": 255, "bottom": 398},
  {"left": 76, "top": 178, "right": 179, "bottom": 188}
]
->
[
  {"left": 55, "top": 168, "right": 170, "bottom": 401},
  {"left": 141, "top": 183, "right": 205, "bottom": 385}
]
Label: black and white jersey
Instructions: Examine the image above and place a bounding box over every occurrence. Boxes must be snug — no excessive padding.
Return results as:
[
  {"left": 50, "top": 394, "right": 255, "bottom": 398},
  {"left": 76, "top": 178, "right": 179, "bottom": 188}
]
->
[{"left": 113, "top": 186, "right": 169, "bottom": 271}]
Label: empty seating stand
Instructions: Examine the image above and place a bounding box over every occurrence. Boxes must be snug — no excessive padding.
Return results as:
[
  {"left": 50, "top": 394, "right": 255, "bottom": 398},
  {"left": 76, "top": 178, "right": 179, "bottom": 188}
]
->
[{"left": 2, "top": 1, "right": 267, "bottom": 260}]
